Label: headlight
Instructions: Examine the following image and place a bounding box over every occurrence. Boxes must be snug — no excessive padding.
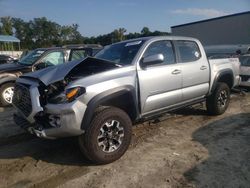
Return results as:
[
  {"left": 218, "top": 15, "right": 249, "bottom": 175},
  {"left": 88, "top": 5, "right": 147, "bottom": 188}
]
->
[
  {"left": 49, "top": 87, "right": 86, "bottom": 104},
  {"left": 66, "top": 87, "right": 86, "bottom": 102}
]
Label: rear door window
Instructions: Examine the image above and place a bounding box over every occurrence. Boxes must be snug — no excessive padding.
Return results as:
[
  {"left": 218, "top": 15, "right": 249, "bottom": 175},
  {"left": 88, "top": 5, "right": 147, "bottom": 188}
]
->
[{"left": 176, "top": 41, "right": 201, "bottom": 63}]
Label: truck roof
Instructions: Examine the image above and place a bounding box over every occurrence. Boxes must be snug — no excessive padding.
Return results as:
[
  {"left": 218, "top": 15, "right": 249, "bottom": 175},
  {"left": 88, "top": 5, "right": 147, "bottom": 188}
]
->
[{"left": 113, "top": 36, "right": 200, "bottom": 45}]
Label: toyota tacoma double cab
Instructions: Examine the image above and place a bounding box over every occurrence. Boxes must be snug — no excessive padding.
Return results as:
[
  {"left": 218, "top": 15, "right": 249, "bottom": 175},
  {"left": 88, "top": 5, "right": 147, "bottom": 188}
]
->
[
  {"left": 0, "top": 44, "right": 102, "bottom": 106},
  {"left": 13, "top": 36, "right": 240, "bottom": 164}
]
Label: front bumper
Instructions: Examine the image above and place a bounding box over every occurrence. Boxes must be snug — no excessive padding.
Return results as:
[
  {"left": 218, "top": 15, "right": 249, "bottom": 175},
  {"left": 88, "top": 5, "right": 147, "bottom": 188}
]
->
[{"left": 13, "top": 84, "right": 87, "bottom": 139}]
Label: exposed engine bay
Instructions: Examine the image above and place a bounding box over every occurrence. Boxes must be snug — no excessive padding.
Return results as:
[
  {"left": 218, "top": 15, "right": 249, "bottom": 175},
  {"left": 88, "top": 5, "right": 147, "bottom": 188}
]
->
[{"left": 20, "top": 57, "right": 122, "bottom": 105}]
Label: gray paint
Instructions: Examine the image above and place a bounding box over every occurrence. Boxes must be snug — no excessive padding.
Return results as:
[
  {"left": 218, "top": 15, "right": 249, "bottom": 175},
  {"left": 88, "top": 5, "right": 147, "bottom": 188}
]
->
[
  {"left": 171, "top": 12, "right": 250, "bottom": 45},
  {"left": 13, "top": 36, "right": 240, "bottom": 139}
]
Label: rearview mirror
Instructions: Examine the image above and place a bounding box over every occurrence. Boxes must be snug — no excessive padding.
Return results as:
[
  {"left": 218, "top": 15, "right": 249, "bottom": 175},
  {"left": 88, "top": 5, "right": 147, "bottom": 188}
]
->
[{"left": 140, "top": 54, "right": 164, "bottom": 67}]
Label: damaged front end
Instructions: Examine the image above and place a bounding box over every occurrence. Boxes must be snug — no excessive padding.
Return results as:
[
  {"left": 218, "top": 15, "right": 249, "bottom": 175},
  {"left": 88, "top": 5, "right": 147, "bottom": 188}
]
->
[
  {"left": 13, "top": 79, "right": 88, "bottom": 139},
  {"left": 45, "top": 81, "right": 86, "bottom": 104},
  {"left": 12, "top": 57, "right": 121, "bottom": 139}
]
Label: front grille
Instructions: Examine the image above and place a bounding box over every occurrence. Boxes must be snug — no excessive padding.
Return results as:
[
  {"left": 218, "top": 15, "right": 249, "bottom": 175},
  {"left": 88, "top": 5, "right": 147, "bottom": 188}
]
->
[
  {"left": 12, "top": 84, "right": 32, "bottom": 117},
  {"left": 240, "top": 75, "right": 250, "bottom": 82}
]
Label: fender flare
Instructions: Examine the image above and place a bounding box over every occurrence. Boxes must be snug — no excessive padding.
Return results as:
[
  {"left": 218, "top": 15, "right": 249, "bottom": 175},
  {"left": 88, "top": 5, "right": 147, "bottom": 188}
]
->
[
  {"left": 80, "top": 85, "right": 138, "bottom": 130},
  {"left": 0, "top": 75, "right": 18, "bottom": 86},
  {"left": 211, "top": 69, "right": 234, "bottom": 93}
]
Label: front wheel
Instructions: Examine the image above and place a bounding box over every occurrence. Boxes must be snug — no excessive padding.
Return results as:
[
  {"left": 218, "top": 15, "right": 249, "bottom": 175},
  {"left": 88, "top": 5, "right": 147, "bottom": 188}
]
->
[
  {"left": 78, "top": 107, "right": 132, "bottom": 164},
  {"left": 0, "top": 83, "right": 15, "bottom": 107},
  {"left": 206, "top": 82, "right": 230, "bottom": 115}
]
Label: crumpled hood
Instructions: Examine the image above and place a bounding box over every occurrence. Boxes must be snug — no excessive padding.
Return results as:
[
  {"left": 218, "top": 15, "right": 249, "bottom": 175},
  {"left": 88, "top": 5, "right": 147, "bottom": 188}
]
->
[{"left": 21, "top": 57, "right": 120, "bottom": 85}]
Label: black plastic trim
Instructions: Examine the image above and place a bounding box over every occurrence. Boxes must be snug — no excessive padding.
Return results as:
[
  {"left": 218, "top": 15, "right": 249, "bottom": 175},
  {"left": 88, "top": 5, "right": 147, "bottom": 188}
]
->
[
  {"left": 0, "top": 75, "right": 17, "bottom": 85},
  {"left": 211, "top": 69, "right": 234, "bottom": 93},
  {"left": 81, "top": 85, "right": 138, "bottom": 130},
  {"left": 138, "top": 98, "right": 206, "bottom": 123}
]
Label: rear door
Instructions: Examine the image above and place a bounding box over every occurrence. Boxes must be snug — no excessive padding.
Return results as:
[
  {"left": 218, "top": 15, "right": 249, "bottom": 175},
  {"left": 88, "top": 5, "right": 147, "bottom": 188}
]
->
[
  {"left": 175, "top": 40, "right": 210, "bottom": 101},
  {"left": 137, "top": 40, "right": 182, "bottom": 115}
]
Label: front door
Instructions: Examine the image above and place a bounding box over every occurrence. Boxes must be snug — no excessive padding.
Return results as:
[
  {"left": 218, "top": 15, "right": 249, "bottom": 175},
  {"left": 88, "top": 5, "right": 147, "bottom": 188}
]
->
[{"left": 137, "top": 40, "right": 182, "bottom": 115}]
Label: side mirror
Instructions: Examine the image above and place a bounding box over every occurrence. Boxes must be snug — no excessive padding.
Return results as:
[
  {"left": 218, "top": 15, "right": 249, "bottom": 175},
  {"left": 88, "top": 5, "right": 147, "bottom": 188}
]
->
[{"left": 140, "top": 54, "right": 164, "bottom": 68}]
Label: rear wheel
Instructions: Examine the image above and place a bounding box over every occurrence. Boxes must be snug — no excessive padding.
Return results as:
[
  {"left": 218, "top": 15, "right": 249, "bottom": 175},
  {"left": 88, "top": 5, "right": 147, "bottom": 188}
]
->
[
  {"left": 206, "top": 82, "right": 230, "bottom": 115},
  {"left": 78, "top": 107, "right": 132, "bottom": 164},
  {"left": 0, "top": 83, "right": 15, "bottom": 107}
]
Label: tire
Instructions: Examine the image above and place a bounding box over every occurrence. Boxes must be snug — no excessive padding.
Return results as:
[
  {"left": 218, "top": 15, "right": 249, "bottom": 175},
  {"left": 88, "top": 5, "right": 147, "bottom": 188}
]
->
[
  {"left": 0, "top": 83, "right": 15, "bottom": 107},
  {"left": 78, "top": 107, "right": 132, "bottom": 164},
  {"left": 206, "top": 82, "right": 230, "bottom": 115}
]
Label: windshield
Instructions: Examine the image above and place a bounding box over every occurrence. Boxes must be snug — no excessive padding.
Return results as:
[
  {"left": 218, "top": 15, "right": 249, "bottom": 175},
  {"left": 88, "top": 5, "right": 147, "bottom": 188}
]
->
[
  {"left": 18, "top": 49, "right": 45, "bottom": 65},
  {"left": 95, "top": 40, "right": 144, "bottom": 65},
  {"left": 239, "top": 56, "right": 250, "bottom": 67}
]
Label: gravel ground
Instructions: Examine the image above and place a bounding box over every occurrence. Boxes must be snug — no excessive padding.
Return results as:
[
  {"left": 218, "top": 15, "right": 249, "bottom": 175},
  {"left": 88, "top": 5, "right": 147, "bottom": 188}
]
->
[{"left": 0, "top": 91, "right": 249, "bottom": 188}]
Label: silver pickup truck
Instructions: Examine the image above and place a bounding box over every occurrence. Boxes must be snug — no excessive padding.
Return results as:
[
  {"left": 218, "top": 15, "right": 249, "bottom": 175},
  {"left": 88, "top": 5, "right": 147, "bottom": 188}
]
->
[{"left": 13, "top": 36, "right": 240, "bottom": 164}]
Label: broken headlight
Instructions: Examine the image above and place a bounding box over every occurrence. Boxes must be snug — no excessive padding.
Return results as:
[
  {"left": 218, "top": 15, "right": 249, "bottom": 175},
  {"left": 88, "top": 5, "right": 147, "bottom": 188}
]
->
[{"left": 48, "top": 87, "right": 86, "bottom": 104}]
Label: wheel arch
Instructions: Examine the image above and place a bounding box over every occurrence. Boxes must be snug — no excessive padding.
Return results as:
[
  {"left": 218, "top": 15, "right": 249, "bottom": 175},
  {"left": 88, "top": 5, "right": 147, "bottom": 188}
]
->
[
  {"left": 81, "top": 85, "right": 139, "bottom": 130},
  {"left": 211, "top": 69, "right": 234, "bottom": 93},
  {"left": 0, "top": 75, "right": 17, "bottom": 87}
]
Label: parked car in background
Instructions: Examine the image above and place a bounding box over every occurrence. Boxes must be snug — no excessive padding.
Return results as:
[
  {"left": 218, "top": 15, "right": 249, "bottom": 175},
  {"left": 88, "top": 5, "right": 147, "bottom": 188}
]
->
[
  {"left": 62, "top": 44, "right": 103, "bottom": 56},
  {"left": 13, "top": 36, "right": 240, "bottom": 164},
  {"left": 239, "top": 54, "right": 250, "bottom": 88},
  {"left": 0, "top": 44, "right": 102, "bottom": 106},
  {"left": 0, "top": 54, "right": 16, "bottom": 64},
  {"left": 19, "top": 50, "right": 30, "bottom": 60}
]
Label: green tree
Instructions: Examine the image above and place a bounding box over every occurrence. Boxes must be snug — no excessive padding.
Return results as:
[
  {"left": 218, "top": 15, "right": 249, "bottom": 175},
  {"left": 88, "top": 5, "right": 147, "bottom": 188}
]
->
[
  {"left": 0, "top": 17, "right": 14, "bottom": 50},
  {"left": 59, "top": 24, "right": 84, "bottom": 45},
  {"left": 12, "top": 18, "right": 34, "bottom": 49},
  {"left": 0, "top": 16, "right": 13, "bottom": 35},
  {"left": 111, "top": 28, "right": 126, "bottom": 43},
  {"left": 1, "top": 16, "right": 171, "bottom": 49},
  {"left": 30, "top": 17, "right": 61, "bottom": 47},
  {"left": 141, "top": 27, "right": 151, "bottom": 36},
  {"left": 70, "top": 24, "right": 84, "bottom": 44}
]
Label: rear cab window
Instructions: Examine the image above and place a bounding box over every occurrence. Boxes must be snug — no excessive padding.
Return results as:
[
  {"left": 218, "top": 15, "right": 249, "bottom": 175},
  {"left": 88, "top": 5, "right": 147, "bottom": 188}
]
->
[{"left": 175, "top": 41, "right": 201, "bottom": 63}]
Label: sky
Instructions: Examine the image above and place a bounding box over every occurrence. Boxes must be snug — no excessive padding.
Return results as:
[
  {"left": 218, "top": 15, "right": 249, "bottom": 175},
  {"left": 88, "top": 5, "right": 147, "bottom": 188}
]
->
[{"left": 0, "top": 0, "right": 249, "bottom": 37}]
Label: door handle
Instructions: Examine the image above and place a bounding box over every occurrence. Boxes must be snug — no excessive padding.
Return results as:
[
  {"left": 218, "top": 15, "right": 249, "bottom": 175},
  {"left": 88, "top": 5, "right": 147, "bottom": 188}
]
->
[
  {"left": 172, "top": 69, "right": 181, "bottom": 75},
  {"left": 200, "top": 65, "right": 207, "bottom": 70}
]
